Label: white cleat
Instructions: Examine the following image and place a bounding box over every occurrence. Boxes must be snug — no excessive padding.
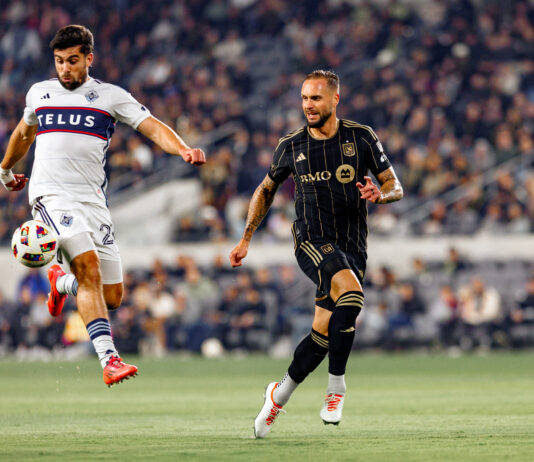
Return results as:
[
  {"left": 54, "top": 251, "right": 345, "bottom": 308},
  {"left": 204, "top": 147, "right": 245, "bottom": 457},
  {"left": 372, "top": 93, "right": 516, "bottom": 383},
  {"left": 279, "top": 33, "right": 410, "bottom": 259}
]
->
[
  {"left": 320, "top": 393, "right": 344, "bottom": 425},
  {"left": 254, "top": 382, "right": 285, "bottom": 438}
]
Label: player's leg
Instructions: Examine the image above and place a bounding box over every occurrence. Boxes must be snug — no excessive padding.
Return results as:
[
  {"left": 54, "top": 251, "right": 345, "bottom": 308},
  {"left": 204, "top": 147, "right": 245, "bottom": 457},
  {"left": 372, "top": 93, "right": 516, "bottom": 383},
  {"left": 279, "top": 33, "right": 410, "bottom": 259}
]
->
[
  {"left": 100, "top": 259, "right": 124, "bottom": 311},
  {"left": 103, "top": 283, "right": 123, "bottom": 310},
  {"left": 47, "top": 261, "right": 78, "bottom": 316},
  {"left": 70, "top": 249, "right": 137, "bottom": 385},
  {"left": 254, "top": 303, "right": 330, "bottom": 438},
  {"left": 31, "top": 198, "right": 78, "bottom": 316},
  {"left": 320, "top": 267, "right": 364, "bottom": 424},
  {"left": 254, "top": 242, "right": 332, "bottom": 438},
  {"left": 35, "top": 197, "right": 136, "bottom": 385},
  {"left": 272, "top": 305, "right": 331, "bottom": 406}
]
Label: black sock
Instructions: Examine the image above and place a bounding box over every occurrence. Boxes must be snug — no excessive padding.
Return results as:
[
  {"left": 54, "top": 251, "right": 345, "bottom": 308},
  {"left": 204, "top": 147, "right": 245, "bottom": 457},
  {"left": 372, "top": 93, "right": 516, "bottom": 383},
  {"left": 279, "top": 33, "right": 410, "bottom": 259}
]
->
[
  {"left": 328, "top": 291, "right": 363, "bottom": 376},
  {"left": 288, "top": 328, "right": 329, "bottom": 383}
]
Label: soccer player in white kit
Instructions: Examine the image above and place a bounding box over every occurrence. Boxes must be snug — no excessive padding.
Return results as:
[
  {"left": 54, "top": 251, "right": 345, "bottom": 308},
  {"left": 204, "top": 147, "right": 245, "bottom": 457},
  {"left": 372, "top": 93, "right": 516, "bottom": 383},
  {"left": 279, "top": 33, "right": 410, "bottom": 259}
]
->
[{"left": 0, "top": 25, "right": 206, "bottom": 386}]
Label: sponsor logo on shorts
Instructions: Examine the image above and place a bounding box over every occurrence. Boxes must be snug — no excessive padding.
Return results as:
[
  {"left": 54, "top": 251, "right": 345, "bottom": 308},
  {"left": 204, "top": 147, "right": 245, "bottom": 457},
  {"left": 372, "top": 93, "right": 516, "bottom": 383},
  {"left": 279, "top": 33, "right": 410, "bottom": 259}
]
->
[
  {"left": 320, "top": 243, "right": 334, "bottom": 255},
  {"left": 60, "top": 214, "right": 73, "bottom": 227}
]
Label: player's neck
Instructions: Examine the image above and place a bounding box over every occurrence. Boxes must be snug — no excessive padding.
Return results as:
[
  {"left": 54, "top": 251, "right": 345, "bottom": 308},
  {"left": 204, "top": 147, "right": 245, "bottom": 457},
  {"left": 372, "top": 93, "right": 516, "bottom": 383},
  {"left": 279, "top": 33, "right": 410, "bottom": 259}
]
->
[{"left": 308, "top": 118, "right": 339, "bottom": 140}]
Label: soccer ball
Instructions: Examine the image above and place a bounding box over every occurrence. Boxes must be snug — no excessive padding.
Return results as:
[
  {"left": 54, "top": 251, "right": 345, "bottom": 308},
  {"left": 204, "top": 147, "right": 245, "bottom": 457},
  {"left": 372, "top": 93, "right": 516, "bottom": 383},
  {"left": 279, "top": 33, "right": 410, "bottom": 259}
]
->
[{"left": 11, "top": 220, "right": 58, "bottom": 268}]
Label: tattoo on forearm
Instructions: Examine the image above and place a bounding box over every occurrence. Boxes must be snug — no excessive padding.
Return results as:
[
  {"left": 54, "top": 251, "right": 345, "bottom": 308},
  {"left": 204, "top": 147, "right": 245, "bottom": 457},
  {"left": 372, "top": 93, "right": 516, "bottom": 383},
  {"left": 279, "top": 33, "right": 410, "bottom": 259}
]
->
[
  {"left": 243, "top": 176, "right": 279, "bottom": 241},
  {"left": 376, "top": 170, "right": 403, "bottom": 204}
]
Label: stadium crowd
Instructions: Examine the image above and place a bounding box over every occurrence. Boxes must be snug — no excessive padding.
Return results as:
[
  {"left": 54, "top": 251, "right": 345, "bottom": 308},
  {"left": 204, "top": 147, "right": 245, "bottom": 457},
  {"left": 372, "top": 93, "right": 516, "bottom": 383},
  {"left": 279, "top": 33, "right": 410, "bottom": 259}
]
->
[
  {"left": 1, "top": 0, "right": 534, "bottom": 356},
  {"left": 0, "top": 0, "right": 534, "bottom": 244},
  {"left": 2, "top": 250, "right": 534, "bottom": 357}
]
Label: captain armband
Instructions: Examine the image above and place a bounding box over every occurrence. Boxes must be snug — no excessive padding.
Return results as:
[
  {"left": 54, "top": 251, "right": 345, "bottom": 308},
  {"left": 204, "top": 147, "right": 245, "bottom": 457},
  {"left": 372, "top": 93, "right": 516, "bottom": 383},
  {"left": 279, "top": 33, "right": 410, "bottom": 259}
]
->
[{"left": 0, "top": 168, "right": 15, "bottom": 186}]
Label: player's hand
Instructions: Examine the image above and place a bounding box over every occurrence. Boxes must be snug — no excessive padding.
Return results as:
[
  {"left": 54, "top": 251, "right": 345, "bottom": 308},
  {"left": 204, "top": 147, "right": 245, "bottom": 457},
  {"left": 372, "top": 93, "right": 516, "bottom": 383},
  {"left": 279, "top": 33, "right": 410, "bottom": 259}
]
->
[
  {"left": 181, "top": 148, "right": 206, "bottom": 166},
  {"left": 2, "top": 174, "right": 28, "bottom": 192},
  {"left": 229, "top": 239, "right": 249, "bottom": 267},
  {"left": 356, "top": 176, "right": 381, "bottom": 203}
]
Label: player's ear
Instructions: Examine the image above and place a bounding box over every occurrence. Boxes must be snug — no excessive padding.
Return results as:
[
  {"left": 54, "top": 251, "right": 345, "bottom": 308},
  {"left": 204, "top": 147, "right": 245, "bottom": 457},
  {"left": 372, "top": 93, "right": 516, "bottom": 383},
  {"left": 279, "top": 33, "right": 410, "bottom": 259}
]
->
[
  {"left": 333, "top": 92, "right": 340, "bottom": 108},
  {"left": 86, "top": 52, "right": 94, "bottom": 68}
]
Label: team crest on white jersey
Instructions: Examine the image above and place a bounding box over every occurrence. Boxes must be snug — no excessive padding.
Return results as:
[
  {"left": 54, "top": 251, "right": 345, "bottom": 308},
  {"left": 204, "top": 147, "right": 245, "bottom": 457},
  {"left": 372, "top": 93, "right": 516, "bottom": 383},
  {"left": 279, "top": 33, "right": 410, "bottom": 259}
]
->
[{"left": 85, "top": 90, "right": 99, "bottom": 103}]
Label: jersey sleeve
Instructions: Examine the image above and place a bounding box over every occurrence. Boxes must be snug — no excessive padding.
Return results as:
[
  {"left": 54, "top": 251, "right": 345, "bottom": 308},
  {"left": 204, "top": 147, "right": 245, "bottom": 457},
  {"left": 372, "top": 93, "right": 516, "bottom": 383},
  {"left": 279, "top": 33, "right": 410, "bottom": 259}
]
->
[
  {"left": 268, "top": 140, "right": 292, "bottom": 184},
  {"left": 23, "top": 85, "right": 38, "bottom": 126},
  {"left": 110, "top": 86, "right": 152, "bottom": 129},
  {"left": 364, "top": 129, "right": 392, "bottom": 177}
]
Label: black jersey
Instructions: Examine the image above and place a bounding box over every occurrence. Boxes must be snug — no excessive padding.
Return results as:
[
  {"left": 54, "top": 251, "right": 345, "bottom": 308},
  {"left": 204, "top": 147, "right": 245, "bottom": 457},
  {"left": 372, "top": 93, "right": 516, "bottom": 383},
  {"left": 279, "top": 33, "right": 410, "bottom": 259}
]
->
[{"left": 268, "top": 119, "right": 392, "bottom": 254}]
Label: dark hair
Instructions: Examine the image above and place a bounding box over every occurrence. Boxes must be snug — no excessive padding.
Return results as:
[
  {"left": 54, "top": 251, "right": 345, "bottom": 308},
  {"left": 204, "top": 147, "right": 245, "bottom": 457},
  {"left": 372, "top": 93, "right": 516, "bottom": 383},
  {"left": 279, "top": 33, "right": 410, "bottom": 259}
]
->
[
  {"left": 49, "top": 25, "right": 94, "bottom": 55},
  {"left": 304, "top": 70, "right": 340, "bottom": 93}
]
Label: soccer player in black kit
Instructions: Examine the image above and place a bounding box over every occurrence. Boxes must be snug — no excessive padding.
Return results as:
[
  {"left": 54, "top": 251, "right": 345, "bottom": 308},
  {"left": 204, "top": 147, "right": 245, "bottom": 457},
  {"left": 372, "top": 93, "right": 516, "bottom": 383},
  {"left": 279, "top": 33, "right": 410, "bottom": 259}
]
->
[{"left": 229, "top": 70, "right": 403, "bottom": 438}]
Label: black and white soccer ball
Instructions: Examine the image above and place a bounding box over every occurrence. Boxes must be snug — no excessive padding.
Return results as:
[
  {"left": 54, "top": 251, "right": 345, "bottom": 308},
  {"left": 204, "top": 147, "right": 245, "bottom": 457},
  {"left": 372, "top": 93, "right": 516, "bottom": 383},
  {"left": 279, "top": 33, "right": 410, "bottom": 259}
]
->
[{"left": 11, "top": 220, "right": 58, "bottom": 268}]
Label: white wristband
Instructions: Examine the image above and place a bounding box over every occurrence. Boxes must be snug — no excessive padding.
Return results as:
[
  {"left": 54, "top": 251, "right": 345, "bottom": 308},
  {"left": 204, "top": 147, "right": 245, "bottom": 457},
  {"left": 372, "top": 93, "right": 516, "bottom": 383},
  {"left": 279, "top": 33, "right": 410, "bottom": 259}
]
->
[{"left": 0, "top": 168, "right": 15, "bottom": 185}]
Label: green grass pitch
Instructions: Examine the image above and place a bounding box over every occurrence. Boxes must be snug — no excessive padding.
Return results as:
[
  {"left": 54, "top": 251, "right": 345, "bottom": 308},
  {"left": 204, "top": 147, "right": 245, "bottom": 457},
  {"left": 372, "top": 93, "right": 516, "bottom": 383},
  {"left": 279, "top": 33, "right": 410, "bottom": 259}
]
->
[{"left": 1, "top": 352, "right": 533, "bottom": 461}]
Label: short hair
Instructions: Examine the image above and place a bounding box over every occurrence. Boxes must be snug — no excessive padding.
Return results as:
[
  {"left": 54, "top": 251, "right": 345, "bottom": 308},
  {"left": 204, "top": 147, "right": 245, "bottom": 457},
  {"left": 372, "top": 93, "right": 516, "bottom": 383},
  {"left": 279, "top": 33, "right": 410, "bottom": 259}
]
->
[
  {"left": 49, "top": 25, "right": 94, "bottom": 55},
  {"left": 304, "top": 70, "right": 340, "bottom": 93}
]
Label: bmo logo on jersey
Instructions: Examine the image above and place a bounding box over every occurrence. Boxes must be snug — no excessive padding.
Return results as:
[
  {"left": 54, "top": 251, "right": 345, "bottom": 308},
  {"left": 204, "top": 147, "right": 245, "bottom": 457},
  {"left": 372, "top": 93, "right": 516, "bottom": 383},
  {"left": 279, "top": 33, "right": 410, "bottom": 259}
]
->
[
  {"left": 35, "top": 106, "right": 115, "bottom": 141},
  {"left": 300, "top": 171, "right": 332, "bottom": 183}
]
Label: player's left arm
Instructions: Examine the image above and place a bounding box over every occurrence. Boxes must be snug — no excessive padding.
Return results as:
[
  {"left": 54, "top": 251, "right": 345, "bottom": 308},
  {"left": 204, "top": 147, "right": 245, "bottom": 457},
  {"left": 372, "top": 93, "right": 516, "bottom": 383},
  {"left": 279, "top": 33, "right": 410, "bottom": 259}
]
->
[
  {"left": 136, "top": 116, "right": 206, "bottom": 166},
  {"left": 0, "top": 118, "right": 37, "bottom": 191},
  {"left": 356, "top": 167, "right": 403, "bottom": 204}
]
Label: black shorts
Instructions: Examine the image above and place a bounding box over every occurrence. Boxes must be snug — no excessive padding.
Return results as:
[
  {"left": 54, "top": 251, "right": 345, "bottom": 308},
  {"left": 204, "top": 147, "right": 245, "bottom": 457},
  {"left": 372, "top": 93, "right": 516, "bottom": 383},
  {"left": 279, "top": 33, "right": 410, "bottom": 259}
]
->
[{"left": 294, "top": 238, "right": 366, "bottom": 312}]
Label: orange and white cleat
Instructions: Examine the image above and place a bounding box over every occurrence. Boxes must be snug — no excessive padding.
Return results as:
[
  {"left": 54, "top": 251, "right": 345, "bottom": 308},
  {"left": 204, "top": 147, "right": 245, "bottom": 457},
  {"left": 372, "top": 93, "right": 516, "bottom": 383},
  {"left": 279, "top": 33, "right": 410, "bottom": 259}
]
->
[
  {"left": 103, "top": 355, "right": 138, "bottom": 387},
  {"left": 320, "top": 393, "right": 344, "bottom": 425},
  {"left": 47, "top": 264, "right": 67, "bottom": 317},
  {"left": 254, "top": 382, "right": 285, "bottom": 438}
]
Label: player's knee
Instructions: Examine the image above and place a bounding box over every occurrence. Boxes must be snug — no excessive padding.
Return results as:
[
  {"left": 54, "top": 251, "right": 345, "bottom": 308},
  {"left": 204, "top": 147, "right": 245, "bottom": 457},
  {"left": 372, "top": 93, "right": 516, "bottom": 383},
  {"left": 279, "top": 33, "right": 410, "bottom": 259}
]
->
[
  {"left": 104, "top": 286, "right": 123, "bottom": 311},
  {"left": 105, "top": 293, "right": 122, "bottom": 311},
  {"left": 330, "top": 269, "right": 361, "bottom": 302},
  {"left": 312, "top": 309, "right": 331, "bottom": 336},
  {"left": 330, "top": 290, "right": 364, "bottom": 329}
]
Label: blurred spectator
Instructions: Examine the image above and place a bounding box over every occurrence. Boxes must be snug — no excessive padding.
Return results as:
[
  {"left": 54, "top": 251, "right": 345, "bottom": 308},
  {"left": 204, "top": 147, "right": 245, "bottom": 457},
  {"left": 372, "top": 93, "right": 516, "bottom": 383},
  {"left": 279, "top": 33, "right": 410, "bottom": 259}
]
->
[
  {"left": 442, "top": 247, "right": 472, "bottom": 277},
  {"left": 427, "top": 284, "right": 458, "bottom": 347},
  {"left": 457, "top": 276, "right": 502, "bottom": 350},
  {"left": 508, "top": 276, "right": 534, "bottom": 327},
  {"left": 17, "top": 269, "right": 48, "bottom": 300}
]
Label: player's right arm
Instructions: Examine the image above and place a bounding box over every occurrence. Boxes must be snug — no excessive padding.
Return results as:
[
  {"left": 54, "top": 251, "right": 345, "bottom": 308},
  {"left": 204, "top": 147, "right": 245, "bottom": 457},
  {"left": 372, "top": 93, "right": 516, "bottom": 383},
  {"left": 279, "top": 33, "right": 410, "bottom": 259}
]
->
[
  {"left": 230, "top": 136, "right": 292, "bottom": 267},
  {"left": 0, "top": 118, "right": 37, "bottom": 191},
  {"left": 229, "top": 174, "right": 280, "bottom": 267}
]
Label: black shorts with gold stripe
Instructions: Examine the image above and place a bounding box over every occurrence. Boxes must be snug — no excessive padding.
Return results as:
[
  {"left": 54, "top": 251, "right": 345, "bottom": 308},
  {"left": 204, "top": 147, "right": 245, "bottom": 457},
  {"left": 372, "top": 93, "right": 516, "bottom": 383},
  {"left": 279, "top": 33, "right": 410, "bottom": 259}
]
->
[{"left": 294, "top": 238, "right": 366, "bottom": 312}]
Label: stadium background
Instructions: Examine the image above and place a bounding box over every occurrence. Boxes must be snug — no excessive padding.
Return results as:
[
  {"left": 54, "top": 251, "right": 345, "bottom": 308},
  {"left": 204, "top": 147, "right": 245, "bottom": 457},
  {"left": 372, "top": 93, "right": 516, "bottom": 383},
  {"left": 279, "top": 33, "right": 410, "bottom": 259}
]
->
[{"left": 1, "top": 0, "right": 534, "bottom": 359}]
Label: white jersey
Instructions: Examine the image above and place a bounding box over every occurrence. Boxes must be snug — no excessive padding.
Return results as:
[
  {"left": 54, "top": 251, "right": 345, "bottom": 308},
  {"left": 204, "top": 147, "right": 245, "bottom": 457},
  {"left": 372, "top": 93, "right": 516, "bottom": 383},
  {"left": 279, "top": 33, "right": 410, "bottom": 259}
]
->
[{"left": 23, "top": 77, "right": 151, "bottom": 205}]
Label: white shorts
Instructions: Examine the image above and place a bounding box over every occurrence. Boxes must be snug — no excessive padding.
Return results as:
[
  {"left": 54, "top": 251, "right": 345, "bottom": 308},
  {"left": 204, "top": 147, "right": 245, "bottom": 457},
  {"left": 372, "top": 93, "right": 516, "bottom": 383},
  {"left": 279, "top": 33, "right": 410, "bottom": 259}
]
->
[{"left": 31, "top": 195, "right": 123, "bottom": 284}]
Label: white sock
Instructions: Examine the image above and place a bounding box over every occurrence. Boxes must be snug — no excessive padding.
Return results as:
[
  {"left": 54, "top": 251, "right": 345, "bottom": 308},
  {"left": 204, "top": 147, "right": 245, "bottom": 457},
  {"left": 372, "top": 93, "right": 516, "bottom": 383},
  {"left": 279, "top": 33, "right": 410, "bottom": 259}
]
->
[
  {"left": 93, "top": 335, "right": 118, "bottom": 368},
  {"left": 327, "top": 373, "right": 346, "bottom": 395},
  {"left": 86, "top": 318, "right": 118, "bottom": 368},
  {"left": 56, "top": 274, "right": 78, "bottom": 295},
  {"left": 273, "top": 372, "right": 299, "bottom": 406}
]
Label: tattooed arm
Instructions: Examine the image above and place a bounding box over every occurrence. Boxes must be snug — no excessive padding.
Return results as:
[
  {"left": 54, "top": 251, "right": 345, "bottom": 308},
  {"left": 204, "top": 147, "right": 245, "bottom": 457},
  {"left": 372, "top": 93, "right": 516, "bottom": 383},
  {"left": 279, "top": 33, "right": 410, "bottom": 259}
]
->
[
  {"left": 356, "top": 167, "right": 403, "bottom": 204},
  {"left": 229, "top": 174, "right": 280, "bottom": 267}
]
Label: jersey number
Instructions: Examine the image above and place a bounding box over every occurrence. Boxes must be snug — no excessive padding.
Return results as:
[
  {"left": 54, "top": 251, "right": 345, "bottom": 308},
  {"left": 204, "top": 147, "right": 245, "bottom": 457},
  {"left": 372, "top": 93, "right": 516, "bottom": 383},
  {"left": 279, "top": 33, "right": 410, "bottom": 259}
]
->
[{"left": 100, "top": 224, "right": 115, "bottom": 245}]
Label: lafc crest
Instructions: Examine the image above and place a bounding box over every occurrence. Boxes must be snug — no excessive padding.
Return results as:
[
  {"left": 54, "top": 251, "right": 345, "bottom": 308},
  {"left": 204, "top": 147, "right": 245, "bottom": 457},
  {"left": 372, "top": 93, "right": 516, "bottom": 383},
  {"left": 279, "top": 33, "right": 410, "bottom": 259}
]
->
[{"left": 342, "top": 142, "right": 355, "bottom": 156}]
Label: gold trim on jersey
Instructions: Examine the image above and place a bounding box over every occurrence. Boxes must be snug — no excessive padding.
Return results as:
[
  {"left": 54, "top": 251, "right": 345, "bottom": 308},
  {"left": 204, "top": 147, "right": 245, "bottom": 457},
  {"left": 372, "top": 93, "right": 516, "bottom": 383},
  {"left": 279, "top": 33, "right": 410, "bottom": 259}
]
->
[
  {"left": 307, "top": 132, "right": 324, "bottom": 237},
  {"left": 322, "top": 137, "right": 339, "bottom": 244},
  {"left": 343, "top": 120, "right": 378, "bottom": 140},
  {"left": 274, "top": 127, "right": 305, "bottom": 151}
]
